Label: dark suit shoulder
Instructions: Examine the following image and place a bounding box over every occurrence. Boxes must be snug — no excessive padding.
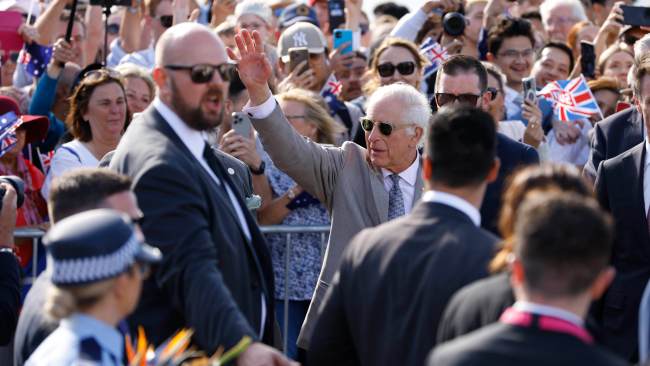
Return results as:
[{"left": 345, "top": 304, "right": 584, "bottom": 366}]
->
[
  {"left": 601, "top": 140, "right": 644, "bottom": 170},
  {"left": 596, "top": 107, "right": 636, "bottom": 133},
  {"left": 497, "top": 133, "right": 540, "bottom": 164},
  {"left": 430, "top": 322, "right": 628, "bottom": 366},
  {"left": 437, "top": 272, "right": 514, "bottom": 343}
]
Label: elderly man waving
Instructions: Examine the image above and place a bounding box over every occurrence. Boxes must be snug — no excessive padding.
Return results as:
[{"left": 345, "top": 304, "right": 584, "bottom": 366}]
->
[{"left": 229, "top": 29, "right": 431, "bottom": 351}]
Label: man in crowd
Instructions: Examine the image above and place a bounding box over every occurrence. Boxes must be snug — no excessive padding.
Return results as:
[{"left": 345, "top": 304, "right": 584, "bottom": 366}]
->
[
  {"left": 276, "top": 22, "right": 364, "bottom": 140},
  {"left": 530, "top": 42, "right": 573, "bottom": 90},
  {"left": 594, "top": 56, "right": 650, "bottom": 361},
  {"left": 110, "top": 23, "right": 293, "bottom": 365},
  {"left": 308, "top": 106, "right": 500, "bottom": 366},
  {"left": 540, "top": 0, "right": 588, "bottom": 42},
  {"left": 428, "top": 193, "right": 626, "bottom": 366},
  {"left": 334, "top": 50, "right": 368, "bottom": 105},
  {"left": 487, "top": 17, "right": 536, "bottom": 122},
  {"left": 434, "top": 55, "right": 538, "bottom": 235},
  {"left": 13, "top": 168, "right": 141, "bottom": 366},
  {"left": 230, "top": 29, "right": 430, "bottom": 352}
]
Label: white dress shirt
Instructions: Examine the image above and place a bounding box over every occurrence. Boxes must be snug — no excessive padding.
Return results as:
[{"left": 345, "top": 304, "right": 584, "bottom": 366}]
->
[
  {"left": 153, "top": 98, "right": 266, "bottom": 336},
  {"left": 382, "top": 156, "right": 419, "bottom": 214},
  {"left": 421, "top": 190, "right": 481, "bottom": 226},
  {"left": 513, "top": 301, "right": 584, "bottom": 327},
  {"left": 643, "top": 138, "right": 650, "bottom": 217}
]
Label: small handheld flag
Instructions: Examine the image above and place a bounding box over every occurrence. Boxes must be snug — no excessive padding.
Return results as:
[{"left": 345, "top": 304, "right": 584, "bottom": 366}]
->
[
  {"left": 537, "top": 75, "right": 603, "bottom": 122},
  {"left": 0, "top": 111, "right": 23, "bottom": 158},
  {"left": 420, "top": 37, "right": 449, "bottom": 79}
]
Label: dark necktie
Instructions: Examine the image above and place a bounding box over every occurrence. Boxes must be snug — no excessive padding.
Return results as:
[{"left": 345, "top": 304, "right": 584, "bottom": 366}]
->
[{"left": 388, "top": 174, "right": 405, "bottom": 220}]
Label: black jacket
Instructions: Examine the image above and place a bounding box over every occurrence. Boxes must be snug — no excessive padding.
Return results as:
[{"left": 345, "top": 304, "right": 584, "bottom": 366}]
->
[
  {"left": 0, "top": 252, "right": 20, "bottom": 345},
  {"left": 308, "top": 201, "right": 498, "bottom": 366}
]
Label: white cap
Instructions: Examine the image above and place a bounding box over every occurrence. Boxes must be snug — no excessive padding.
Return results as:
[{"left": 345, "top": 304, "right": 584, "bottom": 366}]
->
[{"left": 234, "top": 0, "right": 273, "bottom": 26}]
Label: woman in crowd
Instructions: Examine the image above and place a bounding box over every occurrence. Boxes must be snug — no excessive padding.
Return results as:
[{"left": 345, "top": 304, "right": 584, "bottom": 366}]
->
[
  {"left": 588, "top": 77, "right": 621, "bottom": 122},
  {"left": 567, "top": 21, "right": 599, "bottom": 59},
  {"left": 115, "top": 64, "right": 155, "bottom": 114},
  {"left": 436, "top": 164, "right": 593, "bottom": 343},
  {"left": 220, "top": 88, "right": 344, "bottom": 360},
  {"left": 363, "top": 38, "right": 427, "bottom": 97},
  {"left": 598, "top": 44, "right": 634, "bottom": 88},
  {"left": 42, "top": 69, "right": 130, "bottom": 199}
]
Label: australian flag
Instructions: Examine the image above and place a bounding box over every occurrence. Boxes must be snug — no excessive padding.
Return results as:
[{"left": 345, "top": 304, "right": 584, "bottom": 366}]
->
[
  {"left": 537, "top": 75, "right": 603, "bottom": 122},
  {"left": 420, "top": 37, "right": 449, "bottom": 79},
  {"left": 0, "top": 112, "right": 22, "bottom": 158},
  {"left": 19, "top": 42, "right": 52, "bottom": 77}
]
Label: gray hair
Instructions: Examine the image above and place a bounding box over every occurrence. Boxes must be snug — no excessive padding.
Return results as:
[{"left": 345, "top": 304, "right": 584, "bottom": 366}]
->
[
  {"left": 635, "top": 34, "right": 650, "bottom": 63},
  {"left": 366, "top": 83, "right": 431, "bottom": 144},
  {"left": 540, "top": 0, "right": 587, "bottom": 25}
]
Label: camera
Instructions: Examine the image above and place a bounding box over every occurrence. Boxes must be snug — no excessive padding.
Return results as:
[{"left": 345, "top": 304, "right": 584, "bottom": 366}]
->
[
  {"left": 443, "top": 12, "right": 466, "bottom": 37},
  {"left": 0, "top": 176, "right": 24, "bottom": 212}
]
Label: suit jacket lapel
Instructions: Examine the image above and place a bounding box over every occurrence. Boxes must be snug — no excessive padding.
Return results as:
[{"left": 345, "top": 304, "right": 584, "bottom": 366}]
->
[
  {"left": 370, "top": 168, "right": 389, "bottom": 222},
  {"left": 632, "top": 144, "right": 650, "bottom": 256}
]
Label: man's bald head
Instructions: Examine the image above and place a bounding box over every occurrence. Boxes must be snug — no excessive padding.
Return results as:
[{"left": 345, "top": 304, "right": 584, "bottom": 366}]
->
[{"left": 155, "top": 22, "right": 227, "bottom": 67}]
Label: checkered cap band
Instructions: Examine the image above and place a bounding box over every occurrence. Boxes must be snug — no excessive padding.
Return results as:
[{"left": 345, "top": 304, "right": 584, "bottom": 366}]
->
[{"left": 50, "top": 234, "right": 139, "bottom": 285}]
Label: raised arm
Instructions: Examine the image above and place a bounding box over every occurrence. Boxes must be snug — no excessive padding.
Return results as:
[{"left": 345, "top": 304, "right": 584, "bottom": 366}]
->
[{"left": 33, "top": 0, "right": 68, "bottom": 45}]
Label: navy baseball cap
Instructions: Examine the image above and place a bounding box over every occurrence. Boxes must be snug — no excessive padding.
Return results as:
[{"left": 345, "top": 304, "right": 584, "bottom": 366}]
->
[
  {"left": 278, "top": 3, "right": 319, "bottom": 29},
  {"left": 44, "top": 209, "right": 162, "bottom": 286}
]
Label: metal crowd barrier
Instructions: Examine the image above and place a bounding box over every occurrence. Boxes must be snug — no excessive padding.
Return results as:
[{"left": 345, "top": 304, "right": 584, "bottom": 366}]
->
[{"left": 16, "top": 225, "right": 331, "bottom": 356}]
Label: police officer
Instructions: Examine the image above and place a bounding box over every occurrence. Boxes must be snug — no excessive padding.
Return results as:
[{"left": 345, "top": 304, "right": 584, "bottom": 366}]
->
[{"left": 25, "top": 209, "right": 162, "bottom": 366}]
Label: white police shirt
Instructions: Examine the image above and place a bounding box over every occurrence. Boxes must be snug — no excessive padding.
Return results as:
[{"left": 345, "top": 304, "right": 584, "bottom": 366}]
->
[{"left": 25, "top": 313, "right": 123, "bottom": 366}]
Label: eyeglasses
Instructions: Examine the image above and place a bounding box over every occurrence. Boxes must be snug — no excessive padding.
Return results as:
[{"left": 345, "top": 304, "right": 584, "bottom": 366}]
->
[
  {"left": 435, "top": 92, "right": 482, "bottom": 106},
  {"left": 360, "top": 117, "right": 410, "bottom": 136},
  {"left": 376, "top": 61, "right": 416, "bottom": 77},
  {"left": 158, "top": 15, "right": 173, "bottom": 28},
  {"left": 285, "top": 115, "right": 306, "bottom": 120},
  {"left": 164, "top": 63, "right": 234, "bottom": 83},
  {"left": 545, "top": 16, "right": 578, "bottom": 26},
  {"left": 135, "top": 261, "right": 151, "bottom": 278},
  {"left": 81, "top": 67, "right": 122, "bottom": 82},
  {"left": 497, "top": 48, "right": 534, "bottom": 60}
]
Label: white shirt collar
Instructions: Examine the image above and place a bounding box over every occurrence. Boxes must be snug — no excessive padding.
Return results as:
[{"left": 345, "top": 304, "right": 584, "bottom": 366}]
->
[
  {"left": 381, "top": 153, "right": 419, "bottom": 187},
  {"left": 645, "top": 138, "right": 650, "bottom": 167},
  {"left": 153, "top": 97, "right": 206, "bottom": 159},
  {"left": 514, "top": 301, "right": 584, "bottom": 327},
  {"left": 421, "top": 190, "right": 481, "bottom": 226}
]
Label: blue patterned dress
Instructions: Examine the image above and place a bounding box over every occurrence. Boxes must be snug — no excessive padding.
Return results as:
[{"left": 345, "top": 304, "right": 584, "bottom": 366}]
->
[{"left": 262, "top": 151, "right": 330, "bottom": 301}]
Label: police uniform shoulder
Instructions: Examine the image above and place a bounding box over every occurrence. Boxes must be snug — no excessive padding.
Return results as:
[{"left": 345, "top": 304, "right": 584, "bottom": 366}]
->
[{"left": 79, "top": 337, "right": 103, "bottom": 363}]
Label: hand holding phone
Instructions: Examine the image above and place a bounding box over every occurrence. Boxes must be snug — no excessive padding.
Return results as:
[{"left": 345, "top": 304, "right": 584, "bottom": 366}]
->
[
  {"left": 333, "top": 29, "right": 354, "bottom": 55},
  {"left": 328, "top": 0, "right": 346, "bottom": 33},
  {"left": 621, "top": 5, "right": 650, "bottom": 26}
]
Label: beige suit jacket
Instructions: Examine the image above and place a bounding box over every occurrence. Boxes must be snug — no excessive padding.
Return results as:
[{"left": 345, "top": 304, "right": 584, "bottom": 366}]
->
[{"left": 252, "top": 103, "right": 424, "bottom": 349}]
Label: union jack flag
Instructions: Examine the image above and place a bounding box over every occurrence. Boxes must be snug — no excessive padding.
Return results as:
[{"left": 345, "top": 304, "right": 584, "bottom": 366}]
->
[
  {"left": 323, "top": 74, "right": 343, "bottom": 97},
  {"left": 537, "top": 75, "right": 603, "bottom": 122},
  {"left": 39, "top": 150, "right": 55, "bottom": 174},
  {"left": 420, "top": 37, "right": 449, "bottom": 78},
  {"left": 0, "top": 112, "right": 22, "bottom": 158}
]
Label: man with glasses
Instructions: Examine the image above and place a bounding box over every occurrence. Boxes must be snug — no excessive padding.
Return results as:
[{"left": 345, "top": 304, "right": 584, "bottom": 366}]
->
[
  {"left": 540, "top": 0, "right": 588, "bottom": 42},
  {"left": 230, "top": 28, "right": 430, "bottom": 353},
  {"left": 435, "top": 55, "right": 538, "bottom": 235},
  {"left": 110, "top": 23, "right": 295, "bottom": 366},
  {"left": 487, "top": 17, "right": 537, "bottom": 122}
]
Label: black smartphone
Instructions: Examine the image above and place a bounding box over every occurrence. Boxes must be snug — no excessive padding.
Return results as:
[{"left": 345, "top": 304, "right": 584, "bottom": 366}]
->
[
  {"left": 580, "top": 41, "right": 596, "bottom": 79},
  {"left": 289, "top": 47, "right": 310, "bottom": 74},
  {"left": 328, "top": 0, "right": 346, "bottom": 33},
  {"left": 621, "top": 5, "right": 650, "bottom": 26},
  {"left": 89, "top": 0, "right": 131, "bottom": 7}
]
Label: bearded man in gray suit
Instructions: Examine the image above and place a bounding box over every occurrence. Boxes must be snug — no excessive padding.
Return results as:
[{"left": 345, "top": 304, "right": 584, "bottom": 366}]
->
[{"left": 229, "top": 29, "right": 431, "bottom": 350}]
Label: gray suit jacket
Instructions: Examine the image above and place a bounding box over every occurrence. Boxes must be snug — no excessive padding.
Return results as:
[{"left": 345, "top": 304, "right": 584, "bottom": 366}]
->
[{"left": 251, "top": 103, "right": 424, "bottom": 349}]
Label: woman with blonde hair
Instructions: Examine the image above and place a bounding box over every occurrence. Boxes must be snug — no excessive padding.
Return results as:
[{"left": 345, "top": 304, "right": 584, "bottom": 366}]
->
[
  {"left": 364, "top": 37, "right": 428, "bottom": 97},
  {"left": 598, "top": 44, "right": 634, "bottom": 88},
  {"left": 26, "top": 209, "right": 161, "bottom": 366},
  {"left": 115, "top": 64, "right": 155, "bottom": 114},
  {"left": 437, "top": 164, "right": 593, "bottom": 343}
]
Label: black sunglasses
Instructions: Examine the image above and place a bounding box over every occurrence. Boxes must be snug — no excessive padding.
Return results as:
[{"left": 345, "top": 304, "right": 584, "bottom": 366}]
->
[
  {"left": 377, "top": 61, "right": 416, "bottom": 77},
  {"left": 165, "top": 63, "right": 233, "bottom": 83},
  {"left": 435, "top": 92, "right": 482, "bottom": 107},
  {"left": 360, "top": 117, "right": 406, "bottom": 136},
  {"left": 158, "top": 15, "right": 173, "bottom": 28}
]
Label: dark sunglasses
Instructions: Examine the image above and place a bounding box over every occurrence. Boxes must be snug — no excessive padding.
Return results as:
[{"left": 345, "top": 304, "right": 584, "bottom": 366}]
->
[
  {"left": 486, "top": 87, "right": 498, "bottom": 101},
  {"left": 360, "top": 117, "right": 406, "bottom": 136},
  {"left": 435, "top": 92, "right": 482, "bottom": 106},
  {"left": 165, "top": 63, "right": 233, "bottom": 83},
  {"left": 376, "top": 61, "right": 416, "bottom": 77},
  {"left": 158, "top": 15, "right": 173, "bottom": 28}
]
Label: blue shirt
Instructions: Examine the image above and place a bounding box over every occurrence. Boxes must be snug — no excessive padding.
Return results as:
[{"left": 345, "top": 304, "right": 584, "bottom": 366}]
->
[{"left": 25, "top": 313, "right": 124, "bottom": 366}]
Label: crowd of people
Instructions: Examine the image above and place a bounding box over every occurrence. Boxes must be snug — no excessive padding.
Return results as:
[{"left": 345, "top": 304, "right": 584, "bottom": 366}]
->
[{"left": 0, "top": 0, "right": 649, "bottom": 364}]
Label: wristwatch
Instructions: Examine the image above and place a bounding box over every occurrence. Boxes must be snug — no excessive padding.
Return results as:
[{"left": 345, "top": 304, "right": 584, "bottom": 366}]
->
[
  {"left": 250, "top": 161, "right": 266, "bottom": 175},
  {"left": 0, "top": 246, "right": 16, "bottom": 257}
]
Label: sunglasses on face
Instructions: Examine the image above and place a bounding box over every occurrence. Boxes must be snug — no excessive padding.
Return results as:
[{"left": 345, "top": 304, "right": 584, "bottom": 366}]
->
[
  {"left": 164, "top": 63, "right": 234, "bottom": 83},
  {"left": 435, "top": 92, "right": 482, "bottom": 107},
  {"left": 158, "top": 15, "right": 173, "bottom": 28},
  {"left": 376, "top": 61, "right": 416, "bottom": 77},
  {"left": 360, "top": 117, "right": 408, "bottom": 136}
]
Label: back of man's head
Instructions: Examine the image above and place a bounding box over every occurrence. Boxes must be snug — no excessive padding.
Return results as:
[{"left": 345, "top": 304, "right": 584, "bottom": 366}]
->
[
  {"left": 48, "top": 169, "right": 132, "bottom": 223},
  {"left": 515, "top": 192, "right": 613, "bottom": 299},
  {"left": 426, "top": 106, "right": 496, "bottom": 187},
  {"left": 436, "top": 55, "right": 488, "bottom": 93}
]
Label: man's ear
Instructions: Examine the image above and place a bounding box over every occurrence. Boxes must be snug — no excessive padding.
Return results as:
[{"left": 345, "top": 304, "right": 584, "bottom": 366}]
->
[
  {"left": 510, "top": 257, "right": 525, "bottom": 289},
  {"left": 486, "top": 52, "right": 495, "bottom": 63},
  {"left": 590, "top": 266, "right": 615, "bottom": 301},
  {"left": 422, "top": 154, "right": 433, "bottom": 181},
  {"left": 486, "top": 157, "right": 500, "bottom": 183},
  {"left": 411, "top": 126, "right": 424, "bottom": 148}
]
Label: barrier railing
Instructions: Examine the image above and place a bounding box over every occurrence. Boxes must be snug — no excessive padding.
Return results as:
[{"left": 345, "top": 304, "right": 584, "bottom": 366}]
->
[{"left": 15, "top": 225, "right": 331, "bottom": 356}]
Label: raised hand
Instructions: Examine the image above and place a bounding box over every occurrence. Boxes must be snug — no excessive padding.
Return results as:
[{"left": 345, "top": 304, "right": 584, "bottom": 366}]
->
[{"left": 227, "top": 30, "right": 273, "bottom": 106}]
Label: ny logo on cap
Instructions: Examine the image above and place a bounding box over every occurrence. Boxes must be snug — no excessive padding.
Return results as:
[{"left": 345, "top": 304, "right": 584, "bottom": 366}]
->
[{"left": 293, "top": 32, "right": 308, "bottom": 47}]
